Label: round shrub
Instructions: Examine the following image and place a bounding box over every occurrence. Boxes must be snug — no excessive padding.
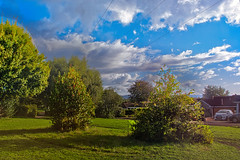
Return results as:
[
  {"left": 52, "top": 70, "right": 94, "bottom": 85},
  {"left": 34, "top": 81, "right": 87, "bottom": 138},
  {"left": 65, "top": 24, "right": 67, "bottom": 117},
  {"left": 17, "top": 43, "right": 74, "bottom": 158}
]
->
[
  {"left": 131, "top": 68, "right": 213, "bottom": 144},
  {"left": 49, "top": 67, "right": 94, "bottom": 131}
]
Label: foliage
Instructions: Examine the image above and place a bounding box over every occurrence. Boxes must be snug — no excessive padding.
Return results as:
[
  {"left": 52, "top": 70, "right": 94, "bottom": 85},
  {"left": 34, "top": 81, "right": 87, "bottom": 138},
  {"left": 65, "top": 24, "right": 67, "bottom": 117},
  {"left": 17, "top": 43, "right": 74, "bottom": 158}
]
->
[
  {"left": 115, "top": 107, "right": 125, "bottom": 117},
  {"left": 15, "top": 104, "right": 37, "bottom": 118},
  {"left": 125, "top": 109, "right": 135, "bottom": 116},
  {"left": 49, "top": 67, "right": 94, "bottom": 131},
  {"left": 69, "top": 56, "right": 103, "bottom": 104},
  {"left": 0, "top": 21, "right": 49, "bottom": 116},
  {"left": 131, "top": 68, "right": 213, "bottom": 143},
  {"left": 0, "top": 20, "right": 50, "bottom": 100},
  {"left": 128, "top": 80, "right": 153, "bottom": 103},
  {"left": 0, "top": 97, "right": 18, "bottom": 117},
  {"left": 38, "top": 57, "right": 69, "bottom": 107},
  {"left": 41, "top": 56, "right": 103, "bottom": 107},
  {"left": 95, "top": 88, "right": 123, "bottom": 118},
  {"left": 203, "top": 85, "right": 229, "bottom": 99},
  {"left": 192, "top": 125, "right": 214, "bottom": 144}
]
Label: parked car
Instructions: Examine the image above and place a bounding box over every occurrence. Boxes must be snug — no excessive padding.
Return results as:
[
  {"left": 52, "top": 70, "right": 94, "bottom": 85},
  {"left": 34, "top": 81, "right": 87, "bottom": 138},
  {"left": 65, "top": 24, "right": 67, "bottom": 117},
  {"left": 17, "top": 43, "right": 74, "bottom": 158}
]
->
[
  {"left": 229, "top": 114, "right": 240, "bottom": 123},
  {"left": 214, "top": 109, "right": 233, "bottom": 121}
]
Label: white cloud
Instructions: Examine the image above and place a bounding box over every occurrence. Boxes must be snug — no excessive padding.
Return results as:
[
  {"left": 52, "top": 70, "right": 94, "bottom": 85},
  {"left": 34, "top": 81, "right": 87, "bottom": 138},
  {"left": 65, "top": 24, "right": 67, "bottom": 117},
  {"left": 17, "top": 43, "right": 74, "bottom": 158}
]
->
[
  {"left": 199, "top": 69, "right": 217, "bottom": 80},
  {"left": 37, "top": 35, "right": 240, "bottom": 77},
  {"left": 133, "top": 30, "right": 137, "bottom": 35},
  {"left": 224, "top": 66, "right": 236, "bottom": 71},
  {"left": 141, "top": 0, "right": 240, "bottom": 31},
  {"left": 235, "top": 67, "right": 240, "bottom": 76},
  {"left": 193, "top": 41, "right": 200, "bottom": 46},
  {"left": 232, "top": 59, "right": 240, "bottom": 67},
  {"left": 147, "top": 44, "right": 240, "bottom": 69},
  {"left": 108, "top": 1, "right": 142, "bottom": 25},
  {"left": 9, "top": 0, "right": 239, "bottom": 37},
  {"left": 101, "top": 73, "right": 139, "bottom": 95},
  {"left": 233, "top": 82, "right": 240, "bottom": 85},
  {"left": 196, "top": 66, "right": 204, "bottom": 70},
  {"left": 182, "top": 80, "right": 201, "bottom": 88},
  {"left": 181, "top": 79, "right": 202, "bottom": 95},
  {"left": 142, "top": 74, "right": 160, "bottom": 84},
  {"left": 36, "top": 33, "right": 150, "bottom": 74}
]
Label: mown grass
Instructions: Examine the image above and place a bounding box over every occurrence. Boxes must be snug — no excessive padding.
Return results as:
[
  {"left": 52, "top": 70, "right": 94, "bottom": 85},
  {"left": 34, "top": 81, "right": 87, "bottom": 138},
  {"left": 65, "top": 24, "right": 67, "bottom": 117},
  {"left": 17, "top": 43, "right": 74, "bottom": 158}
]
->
[{"left": 0, "top": 118, "right": 240, "bottom": 160}]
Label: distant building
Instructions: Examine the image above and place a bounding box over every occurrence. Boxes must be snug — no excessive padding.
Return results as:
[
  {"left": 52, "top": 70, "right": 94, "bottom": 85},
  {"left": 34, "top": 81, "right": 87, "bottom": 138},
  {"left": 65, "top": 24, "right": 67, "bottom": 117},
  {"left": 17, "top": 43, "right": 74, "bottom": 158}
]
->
[{"left": 200, "top": 95, "right": 240, "bottom": 117}]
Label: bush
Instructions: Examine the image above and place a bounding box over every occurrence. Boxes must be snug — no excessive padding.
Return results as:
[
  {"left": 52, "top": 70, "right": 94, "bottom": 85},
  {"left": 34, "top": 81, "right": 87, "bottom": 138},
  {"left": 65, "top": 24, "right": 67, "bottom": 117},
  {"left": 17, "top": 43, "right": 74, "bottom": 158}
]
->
[
  {"left": 192, "top": 125, "right": 214, "bottom": 144},
  {"left": 95, "top": 88, "right": 123, "bottom": 118},
  {"left": 131, "top": 68, "right": 213, "bottom": 144},
  {"left": 125, "top": 109, "right": 135, "bottom": 116},
  {"left": 115, "top": 107, "right": 125, "bottom": 117},
  {"left": 49, "top": 67, "right": 94, "bottom": 131},
  {"left": 15, "top": 104, "right": 37, "bottom": 118},
  {"left": 0, "top": 98, "right": 18, "bottom": 117}
]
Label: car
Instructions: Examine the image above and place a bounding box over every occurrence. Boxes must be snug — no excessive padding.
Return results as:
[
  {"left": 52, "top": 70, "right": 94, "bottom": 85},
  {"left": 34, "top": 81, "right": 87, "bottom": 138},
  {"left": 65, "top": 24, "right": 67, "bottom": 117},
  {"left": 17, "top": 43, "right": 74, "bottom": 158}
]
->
[
  {"left": 229, "top": 114, "right": 240, "bottom": 123},
  {"left": 214, "top": 109, "right": 233, "bottom": 121}
]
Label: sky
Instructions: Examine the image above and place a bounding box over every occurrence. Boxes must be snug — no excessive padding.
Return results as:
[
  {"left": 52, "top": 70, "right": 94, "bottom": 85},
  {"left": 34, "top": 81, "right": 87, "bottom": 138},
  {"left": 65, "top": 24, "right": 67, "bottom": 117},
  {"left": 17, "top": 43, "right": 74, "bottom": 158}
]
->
[{"left": 1, "top": 0, "right": 240, "bottom": 96}]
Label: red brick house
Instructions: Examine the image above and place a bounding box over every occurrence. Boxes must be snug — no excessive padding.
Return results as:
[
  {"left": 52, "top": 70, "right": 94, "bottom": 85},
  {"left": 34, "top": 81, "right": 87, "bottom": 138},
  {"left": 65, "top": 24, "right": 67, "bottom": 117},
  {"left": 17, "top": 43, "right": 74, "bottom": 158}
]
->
[{"left": 200, "top": 95, "right": 240, "bottom": 117}]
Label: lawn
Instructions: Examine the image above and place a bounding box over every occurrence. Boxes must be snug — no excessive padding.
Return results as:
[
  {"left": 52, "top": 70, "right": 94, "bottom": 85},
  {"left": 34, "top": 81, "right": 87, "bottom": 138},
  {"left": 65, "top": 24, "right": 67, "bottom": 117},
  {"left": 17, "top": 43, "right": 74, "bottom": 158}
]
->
[{"left": 0, "top": 118, "right": 239, "bottom": 160}]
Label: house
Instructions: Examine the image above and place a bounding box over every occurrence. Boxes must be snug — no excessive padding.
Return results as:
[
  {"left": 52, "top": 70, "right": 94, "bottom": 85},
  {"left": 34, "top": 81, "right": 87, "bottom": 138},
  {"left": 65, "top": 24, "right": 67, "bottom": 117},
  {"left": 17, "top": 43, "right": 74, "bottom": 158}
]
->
[{"left": 200, "top": 95, "right": 240, "bottom": 117}]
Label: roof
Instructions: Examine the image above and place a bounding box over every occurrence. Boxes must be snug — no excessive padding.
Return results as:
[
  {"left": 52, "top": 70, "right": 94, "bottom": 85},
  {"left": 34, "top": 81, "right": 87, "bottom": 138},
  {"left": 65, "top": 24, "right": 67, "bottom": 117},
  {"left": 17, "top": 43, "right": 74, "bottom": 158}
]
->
[{"left": 201, "top": 95, "right": 240, "bottom": 107}]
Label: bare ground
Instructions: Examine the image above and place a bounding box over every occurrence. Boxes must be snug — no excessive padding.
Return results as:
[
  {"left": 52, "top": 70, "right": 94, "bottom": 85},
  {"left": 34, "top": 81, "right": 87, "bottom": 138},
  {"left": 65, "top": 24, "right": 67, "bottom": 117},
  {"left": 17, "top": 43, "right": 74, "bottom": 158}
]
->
[{"left": 204, "top": 118, "right": 240, "bottom": 127}]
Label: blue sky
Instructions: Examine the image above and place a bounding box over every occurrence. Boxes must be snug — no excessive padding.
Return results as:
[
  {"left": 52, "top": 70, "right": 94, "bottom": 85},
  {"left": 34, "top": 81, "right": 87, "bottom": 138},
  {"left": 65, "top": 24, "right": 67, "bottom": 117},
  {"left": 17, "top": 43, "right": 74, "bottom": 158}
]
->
[{"left": 1, "top": 0, "right": 240, "bottom": 96}]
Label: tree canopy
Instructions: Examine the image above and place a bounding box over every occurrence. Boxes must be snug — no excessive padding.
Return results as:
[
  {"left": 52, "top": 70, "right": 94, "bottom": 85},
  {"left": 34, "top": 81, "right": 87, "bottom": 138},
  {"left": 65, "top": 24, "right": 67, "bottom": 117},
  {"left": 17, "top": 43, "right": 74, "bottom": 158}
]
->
[
  {"left": 203, "top": 85, "right": 230, "bottom": 99},
  {"left": 95, "top": 87, "right": 123, "bottom": 118},
  {"left": 42, "top": 56, "right": 103, "bottom": 106},
  {"left": 128, "top": 80, "right": 153, "bottom": 103},
  {"left": 0, "top": 21, "right": 50, "bottom": 100}
]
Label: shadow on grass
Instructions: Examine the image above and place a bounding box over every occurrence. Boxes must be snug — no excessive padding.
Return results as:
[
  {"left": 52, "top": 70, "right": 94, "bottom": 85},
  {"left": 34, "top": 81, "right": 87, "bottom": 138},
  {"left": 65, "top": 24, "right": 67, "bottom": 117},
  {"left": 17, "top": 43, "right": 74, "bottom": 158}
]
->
[
  {"left": 0, "top": 128, "right": 55, "bottom": 136},
  {"left": 0, "top": 127, "right": 167, "bottom": 152}
]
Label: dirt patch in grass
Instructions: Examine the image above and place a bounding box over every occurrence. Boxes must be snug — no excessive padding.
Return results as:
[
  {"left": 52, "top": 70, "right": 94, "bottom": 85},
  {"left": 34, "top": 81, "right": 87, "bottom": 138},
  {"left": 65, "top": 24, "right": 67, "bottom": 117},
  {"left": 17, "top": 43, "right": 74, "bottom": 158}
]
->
[{"left": 204, "top": 118, "right": 240, "bottom": 127}]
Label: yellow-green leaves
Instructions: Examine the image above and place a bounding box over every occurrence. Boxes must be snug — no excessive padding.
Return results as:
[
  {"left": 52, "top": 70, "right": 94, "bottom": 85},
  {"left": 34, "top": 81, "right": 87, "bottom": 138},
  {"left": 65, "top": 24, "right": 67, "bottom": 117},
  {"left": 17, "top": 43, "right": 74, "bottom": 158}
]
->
[
  {"left": 0, "top": 20, "right": 50, "bottom": 100},
  {"left": 49, "top": 67, "right": 94, "bottom": 131},
  {"left": 131, "top": 67, "right": 213, "bottom": 143}
]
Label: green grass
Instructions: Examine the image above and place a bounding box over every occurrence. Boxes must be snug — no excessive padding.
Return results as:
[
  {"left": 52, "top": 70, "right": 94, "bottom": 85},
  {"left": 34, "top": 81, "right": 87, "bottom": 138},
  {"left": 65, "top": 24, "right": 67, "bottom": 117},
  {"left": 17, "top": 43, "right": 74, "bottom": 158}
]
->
[{"left": 0, "top": 118, "right": 240, "bottom": 159}]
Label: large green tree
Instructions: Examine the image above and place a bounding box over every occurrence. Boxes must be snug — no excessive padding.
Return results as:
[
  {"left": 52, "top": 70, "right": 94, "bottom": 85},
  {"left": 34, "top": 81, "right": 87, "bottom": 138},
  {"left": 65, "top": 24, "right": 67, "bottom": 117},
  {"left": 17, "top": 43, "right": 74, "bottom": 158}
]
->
[
  {"left": 203, "top": 85, "right": 229, "bottom": 99},
  {"left": 0, "top": 21, "right": 50, "bottom": 116},
  {"left": 95, "top": 87, "right": 123, "bottom": 118},
  {"left": 40, "top": 57, "right": 68, "bottom": 103},
  {"left": 69, "top": 56, "right": 103, "bottom": 104},
  {"left": 43, "top": 56, "right": 102, "bottom": 107},
  {"left": 128, "top": 80, "right": 153, "bottom": 103}
]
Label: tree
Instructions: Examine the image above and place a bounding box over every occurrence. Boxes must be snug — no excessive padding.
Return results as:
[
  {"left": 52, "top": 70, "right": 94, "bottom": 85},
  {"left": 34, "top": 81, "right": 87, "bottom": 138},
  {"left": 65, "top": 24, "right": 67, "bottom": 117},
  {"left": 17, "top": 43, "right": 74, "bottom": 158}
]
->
[
  {"left": 203, "top": 85, "right": 229, "bottom": 99},
  {"left": 39, "top": 57, "right": 68, "bottom": 105},
  {"left": 128, "top": 80, "right": 153, "bottom": 103},
  {"left": 69, "top": 56, "right": 103, "bottom": 104},
  {"left": 41, "top": 56, "right": 103, "bottom": 108},
  {"left": 0, "top": 21, "right": 50, "bottom": 116},
  {"left": 49, "top": 67, "right": 94, "bottom": 131},
  {"left": 95, "top": 88, "right": 123, "bottom": 118},
  {"left": 131, "top": 68, "right": 213, "bottom": 143}
]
